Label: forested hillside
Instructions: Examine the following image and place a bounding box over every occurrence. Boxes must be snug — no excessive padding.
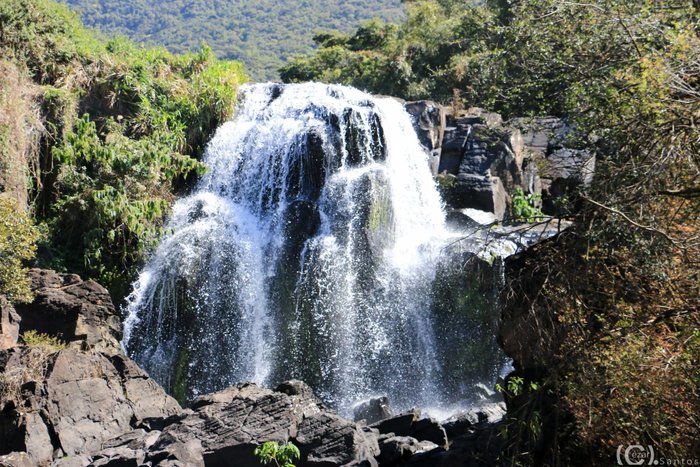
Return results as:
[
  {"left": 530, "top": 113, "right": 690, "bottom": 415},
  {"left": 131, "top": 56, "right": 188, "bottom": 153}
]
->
[
  {"left": 283, "top": 0, "right": 700, "bottom": 463},
  {"left": 58, "top": 0, "right": 405, "bottom": 80}
]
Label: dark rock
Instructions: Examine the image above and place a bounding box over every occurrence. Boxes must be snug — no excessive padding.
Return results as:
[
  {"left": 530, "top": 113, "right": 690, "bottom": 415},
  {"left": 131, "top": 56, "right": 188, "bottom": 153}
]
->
[
  {"left": 296, "top": 412, "right": 380, "bottom": 467},
  {"left": 91, "top": 428, "right": 161, "bottom": 466},
  {"left": 371, "top": 410, "right": 420, "bottom": 437},
  {"left": 509, "top": 116, "right": 570, "bottom": 152},
  {"left": 275, "top": 379, "right": 324, "bottom": 419},
  {"left": 453, "top": 173, "right": 507, "bottom": 220},
  {"left": 404, "top": 101, "right": 445, "bottom": 154},
  {"left": 353, "top": 397, "right": 393, "bottom": 424},
  {"left": 145, "top": 431, "right": 204, "bottom": 467},
  {"left": 376, "top": 435, "right": 437, "bottom": 465},
  {"left": 14, "top": 269, "right": 121, "bottom": 354},
  {"left": 149, "top": 382, "right": 380, "bottom": 467},
  {"left": 0, "top": 296, "right": 20, "bottom": 350},
  {"left": 439, "top": 121, "right": 523, "bottom": 220},
  {"left": 0, "top": 348, "right": 180, "bottom": 464},
  {"left": 408, "top": 418, "right": 448, "bottom": 449},
  {"left": 442, "top": 402, "right": 506, "bottom": 440}
]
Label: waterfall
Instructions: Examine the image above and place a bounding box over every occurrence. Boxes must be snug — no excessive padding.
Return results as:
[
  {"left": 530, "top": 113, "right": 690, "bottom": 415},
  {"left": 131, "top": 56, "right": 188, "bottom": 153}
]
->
[{"left": 123, "top": 82, "right": 507, "bottom": 415}]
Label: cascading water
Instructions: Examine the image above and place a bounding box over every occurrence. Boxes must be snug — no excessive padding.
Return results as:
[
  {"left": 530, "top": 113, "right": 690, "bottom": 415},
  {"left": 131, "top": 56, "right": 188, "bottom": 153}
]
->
[{"left": 123, "top": 82, "right": 508, "bottom": 416}]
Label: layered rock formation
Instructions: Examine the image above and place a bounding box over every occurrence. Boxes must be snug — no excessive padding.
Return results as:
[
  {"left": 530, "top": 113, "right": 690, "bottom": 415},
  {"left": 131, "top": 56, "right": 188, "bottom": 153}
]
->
[
  {"left": 14, "top": 269, "right": 122, "bottom": 354},
  {"left": 404, "top": 102, "right": 595, "bottom": 221}
]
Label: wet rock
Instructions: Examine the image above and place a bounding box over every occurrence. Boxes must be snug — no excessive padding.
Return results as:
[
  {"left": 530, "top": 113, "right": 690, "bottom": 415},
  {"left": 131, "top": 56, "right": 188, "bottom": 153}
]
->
[
  {"left": 14, "top": 269, "right": 121, "bottom": 354},
  {"left": 442, "top": 402, "right": 506, "bottom": 439},
  {"left": 353, "top": 396, "right": 393, "bottom": 424},
  {"left": 408, "top": 417, "right": 448, "bottom": 449},
  {"left": 275, "top": 379, "right": 324, "bottom": 418},
  {"left": 148, "top": 382, "right": 380, "bottom": 467},
  {"left": 297, "top": 413, "right": 380, "bottom": 467},
  {"left": 404, "top": 100, "right": 445, "bottom": 175},
  {"left": 377, "top": 435, "right": 437, "bottom": 465},
  {"left": 371, "top": 410, "right": 420, "bottom": 437},
  {"left": 0, "top": 296, "right": 20, "bottom": 350},
  {"left": 370, "top": 410, "right": 447, "bottom": 450}
]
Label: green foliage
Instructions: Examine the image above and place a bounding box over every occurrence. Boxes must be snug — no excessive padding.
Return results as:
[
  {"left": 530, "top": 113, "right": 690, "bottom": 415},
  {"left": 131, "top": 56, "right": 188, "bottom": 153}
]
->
[
  {"left": 57, "top": 0, "right": 405, "bottom": 80},
  {"left": 254, "top": 441, "right": 301, "bottom": 467},
  {"left": 511, "top": 188, "right": 543, "bottom": 223},
  {"left": 0, "top": 0, "right": 247, "bottom": 299},
  {"left": 0, "top": 197, "right": 39, "bottom": 303},
  {"left": 281, "top": 1, "right": 493, "bottom": 100},
  {"left": 49, "top": 114, "right": 203, "bottom": 291},
  {"left": 21, "top": 330, "right": 66, "bottom": 351}
]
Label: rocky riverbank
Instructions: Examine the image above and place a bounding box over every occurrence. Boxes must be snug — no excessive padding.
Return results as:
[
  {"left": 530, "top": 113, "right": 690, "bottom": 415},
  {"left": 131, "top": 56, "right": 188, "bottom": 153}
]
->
[{"left": 0, "top": 269, "right": 506, "bottom": 466}]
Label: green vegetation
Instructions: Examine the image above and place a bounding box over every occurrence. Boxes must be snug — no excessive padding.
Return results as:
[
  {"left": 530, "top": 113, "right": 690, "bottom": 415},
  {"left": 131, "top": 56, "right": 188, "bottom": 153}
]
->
[
  {"left": 286, "top": 0, "right": 700, "bottom": 463},
  {"left": 254, "top": 441, "right": 301, "bottom": 467},
  {"left": 510, "top": 188, "right": 543, "bottom": 223},
  {"left": 0, "top": 0, "right": 246, "bottom": 300},
  {"left": 0, "top": 197, "right": 39, "bottom": 303},
  {"left": 57, "top": 0, "right": 405, "bottom": 80},
  {"left": 21, "top": 330, "right": 66, "bottom": 351}
]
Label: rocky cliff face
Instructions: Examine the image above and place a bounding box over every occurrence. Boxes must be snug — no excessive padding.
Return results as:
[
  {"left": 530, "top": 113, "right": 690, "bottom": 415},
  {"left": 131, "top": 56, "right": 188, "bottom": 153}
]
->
[
  {"left": 404, "top": 102, "right": 595, "bottom": 222},
  {"left": 0, "top": 270, "right": 507, "bottom": 466}
]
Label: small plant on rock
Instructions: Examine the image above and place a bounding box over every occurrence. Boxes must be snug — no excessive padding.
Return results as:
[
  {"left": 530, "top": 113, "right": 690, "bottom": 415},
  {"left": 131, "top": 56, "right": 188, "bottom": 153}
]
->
[
  {"left": 22, "top": 330, "right": 66, "bottom": 351},
  {"left": 254, "top": 441, "right": 301, "bottom": 467},
  {"left": 511, "top": 188, "right": 544, "bottom": 223}
]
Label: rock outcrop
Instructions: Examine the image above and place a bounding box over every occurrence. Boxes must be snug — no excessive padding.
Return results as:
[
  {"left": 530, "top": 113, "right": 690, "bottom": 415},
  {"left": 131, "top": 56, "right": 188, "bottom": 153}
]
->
[
  {"left": 14, "top": 269, "right": 122, "bottom": 354},
  {"left": 0, "top": 296, "right": 20, "bottom": 350},
  {"left": 404, "top": 102, "right": 594, "bottom": 221},
  {"left": 0, "top": 347, "right": 181, "bottom": 464}
]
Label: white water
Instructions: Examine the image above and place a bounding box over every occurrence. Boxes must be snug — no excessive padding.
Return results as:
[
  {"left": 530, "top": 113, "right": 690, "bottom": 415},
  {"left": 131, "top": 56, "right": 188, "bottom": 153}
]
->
[{"left": 123, "top": 83, "right": 507, "bottom": 415}]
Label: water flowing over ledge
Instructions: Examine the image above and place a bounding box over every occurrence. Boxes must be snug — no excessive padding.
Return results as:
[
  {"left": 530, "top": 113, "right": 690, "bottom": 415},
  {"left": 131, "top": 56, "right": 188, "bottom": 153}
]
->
[{"left": 122, "top": 83, "right": 508, "bottom": 416}]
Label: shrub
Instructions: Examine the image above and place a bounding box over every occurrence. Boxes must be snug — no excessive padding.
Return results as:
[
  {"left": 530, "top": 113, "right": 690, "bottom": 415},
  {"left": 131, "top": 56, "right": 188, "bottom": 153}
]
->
[
  {"left": 254, "top": 441, "right": 301, "bottom": 467},
  {"left": 21, "top": 330, "right": 66, "bottom": 351},
  {"left": 0, "top": 197, "right": 39, "bottom": 303}
]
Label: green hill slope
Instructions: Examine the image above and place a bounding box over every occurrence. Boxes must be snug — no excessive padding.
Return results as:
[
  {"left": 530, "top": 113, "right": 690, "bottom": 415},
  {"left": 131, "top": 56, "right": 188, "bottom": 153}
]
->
[{"left": 58, "top": 0, "right": 405, "bottom": 80}]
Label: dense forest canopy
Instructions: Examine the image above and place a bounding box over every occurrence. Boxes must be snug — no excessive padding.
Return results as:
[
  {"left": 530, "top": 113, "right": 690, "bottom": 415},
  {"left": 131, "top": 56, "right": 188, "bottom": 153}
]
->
[{"left": 57, "top": 0, "right": 405, "bottom": 80}]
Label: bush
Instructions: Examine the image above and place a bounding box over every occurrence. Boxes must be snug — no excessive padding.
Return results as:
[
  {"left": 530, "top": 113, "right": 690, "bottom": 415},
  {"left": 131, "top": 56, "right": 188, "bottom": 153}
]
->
[
  {"left": 0, "top": 197, "right": 39, "bottom": 303},
  {"left": 254, "top": 441, "right": 301, "bottom": 467},
  {"left": 21, "top": 330, "right": 66, "bottom": 351}
]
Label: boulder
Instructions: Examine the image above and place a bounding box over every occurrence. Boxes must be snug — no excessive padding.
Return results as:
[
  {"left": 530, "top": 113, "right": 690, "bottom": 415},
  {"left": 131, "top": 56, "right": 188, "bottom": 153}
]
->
[
  {"left": 145, "top": 382, "right": 380, "bottom": 467},
  {"left": 376, "top": 435, "right": 437, "bottom": 465},
  {"left": 91, "top": 429, "right": 161, "bottom": 466},
  {"left": 439, "top": 118, "right": 524, "bottom": 220},
  {"left": 442, "top": 402, "right": 506, "bottom": 439},
  {"left": 0, "top": 296, "right": 20, "bottom": 350},
  {"left": 14, "top": 269, "right": 122, "bottom": 354},
  {"left": 0, "top": 348, "right": 181, "bottom": 464},
  {"left": 296, "top": 413, "right": 380, "bottom": 467},
  {"left": 408, "top": 418, "right": 448, "bottom": 449},
  {"left": 404, "top": 100, "right": 445, "bottom": 153},
  {"left": 0, "top": 452, "right": 34, "bottom": 467},
  {"left": 370, "top": 410, "right": 447, "bottom": 449},
  {"left": 371, "top": 410, "right": 420, "bottom": 437},
  {"left": 353, "top": 396, "right": 393, "bottom": 424},
  {"left": 509, "top": 116, "right": 570, "bottom": 152},
  {"left": 508, "top": 117, "right": 595, "bottom": 215}
]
